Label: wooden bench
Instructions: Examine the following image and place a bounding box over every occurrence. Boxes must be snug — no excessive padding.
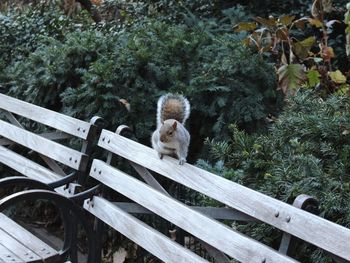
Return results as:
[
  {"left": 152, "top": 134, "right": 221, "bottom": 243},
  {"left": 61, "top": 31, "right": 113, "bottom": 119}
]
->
[
  {"left": 0, "top": 93, "right": 101, "bottom": 262},
  {"left": 0, "top": 93, "right": 102, "bottom": 189},
  {"left": 81, "top": 126, "right": 350, "bottom": 263},
  {"left": 0, "top": 98, "right": 350, "bottom": 262}
]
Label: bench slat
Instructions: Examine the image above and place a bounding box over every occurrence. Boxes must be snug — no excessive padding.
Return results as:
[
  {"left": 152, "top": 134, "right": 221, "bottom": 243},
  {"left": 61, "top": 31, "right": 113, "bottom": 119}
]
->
[
  {"left": 0, "top": 93, "right": 92, "bottom": 140},
  {"left": 0, "top": 131, "right": 73, "bottom": 147},
  {"left": 0, "top": 243, "right": 25, "bottom": 263},
  {"left": 90, "top": 159, "right": 298, "bottom": 263},
  {"left": 0, "top": 228, "right": 41, "bottom": 262},
  {"left": 0, "top": 120, "right": 88, "bottom": 170},
  {"left": 98, "top": 130, "right": 350, "bottom": 261},
  {"left": 84, "top": 197, "right": 208, "bottom": 263},
  {"left": 0, "top": 213, "right": 59, "bottom": 262},
  {"left": 0, "top": 146, "right": 62, "bottom": 183}
]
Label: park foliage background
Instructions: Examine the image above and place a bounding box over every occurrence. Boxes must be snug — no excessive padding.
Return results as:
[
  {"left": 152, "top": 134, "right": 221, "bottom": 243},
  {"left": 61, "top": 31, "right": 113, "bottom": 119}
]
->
[{"left": 1, "top": 0, "right": 350, "bottom": 262}]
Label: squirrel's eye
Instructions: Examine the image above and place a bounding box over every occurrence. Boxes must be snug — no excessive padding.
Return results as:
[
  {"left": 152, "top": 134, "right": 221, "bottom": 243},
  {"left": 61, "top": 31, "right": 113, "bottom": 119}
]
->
[{"left": 168, "top": 131, "right": 173, "bottom": 136}]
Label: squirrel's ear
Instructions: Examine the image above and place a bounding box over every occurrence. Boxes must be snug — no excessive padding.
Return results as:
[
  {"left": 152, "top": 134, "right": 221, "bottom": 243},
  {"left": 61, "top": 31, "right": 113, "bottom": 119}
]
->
[{"left": 172, "top": 121, "right": 177, "bottom": 130}]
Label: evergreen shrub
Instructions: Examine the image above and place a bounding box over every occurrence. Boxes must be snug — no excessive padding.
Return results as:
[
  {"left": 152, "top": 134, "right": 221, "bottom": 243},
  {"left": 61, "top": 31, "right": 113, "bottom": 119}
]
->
[
  {"left": 0, "top": 6, "right": 85, "bottom": 63},
  {"left": 2, "top": 18, "right": 280, "bottom": 160},
  {"left": 200, "top": 91, "right": 350, "bottom": 262}
]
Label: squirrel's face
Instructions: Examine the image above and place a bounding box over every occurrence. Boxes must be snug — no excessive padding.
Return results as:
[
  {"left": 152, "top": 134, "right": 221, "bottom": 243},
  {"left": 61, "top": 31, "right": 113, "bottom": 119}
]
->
[{"left": 159, "top": 120, "right": 177, "bottom": 143}]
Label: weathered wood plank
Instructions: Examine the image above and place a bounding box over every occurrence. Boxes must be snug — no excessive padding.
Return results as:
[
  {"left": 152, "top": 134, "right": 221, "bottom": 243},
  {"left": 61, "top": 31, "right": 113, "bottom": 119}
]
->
[
  {"left": 0, "top": 132, "right": 72, "bottom": 147},
  {"left": 98, "top": 130, "right": 350, "bottom": 261},
  {"left": 1, "top": 112, "right": 68, "bottom": 176},
  {"left": 114, "top": 202, "right": 257, "bottom": 221},
  {"left": 0, "top": 146, "right": 62, "bottom": 183},
  {"left": 0, "top": 93, "right": 92, "bottom": 139},
  {"left": 90, "top": 159, "right": 298, "bottom": 263},
  {"left": 0, "top": 214, "right": 59, "bottom": 262},
  {"left": 84, "top": 197, "right": 208, "bottom": 263},
  {"left": 0, "top": 120, "right": 88, "bottom": 170},
  {"left": 0, "top": 243, "right": 25, "bottom": 263},
  {"left": 0, "top": 228, "right": 41, "bottom": 262}
]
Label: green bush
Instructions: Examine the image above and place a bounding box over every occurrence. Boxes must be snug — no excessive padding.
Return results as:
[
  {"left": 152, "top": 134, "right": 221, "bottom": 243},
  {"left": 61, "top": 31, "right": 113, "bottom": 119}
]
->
[
  {"left": 201, "top": 91, "right": 350, "bottom": 262},
  {"left": 0, "top": 6, "right": 96, "bottom": 96},
  {"left": 4, "top": 30, "right": 116, "bottom": 110},
  {"left": 0, "top": 6, "right": 87, "bottom": 64},
  {"left": 98, "top": 0, "right": 223, "bottom": 23},
  {"left": 2, "top": 18, "right": 280, "bottom": 161}
]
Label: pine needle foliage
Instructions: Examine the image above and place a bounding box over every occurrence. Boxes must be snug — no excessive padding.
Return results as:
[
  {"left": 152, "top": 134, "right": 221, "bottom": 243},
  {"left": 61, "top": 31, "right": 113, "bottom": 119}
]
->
[
  {"left": 0, "top": 5, "right": 86, "bottom": 64},
  {"left": 2, "top": 16, "right": 280, "bottom": 158},
  {"left": 200, "top": 91, "right": 350, "bottom": 262}
]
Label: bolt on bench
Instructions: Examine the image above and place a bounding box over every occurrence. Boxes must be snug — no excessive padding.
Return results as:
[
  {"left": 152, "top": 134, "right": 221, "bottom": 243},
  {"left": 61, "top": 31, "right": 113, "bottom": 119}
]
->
[{"left": 0, "top": 93, "right": 101, "bottom": 263}]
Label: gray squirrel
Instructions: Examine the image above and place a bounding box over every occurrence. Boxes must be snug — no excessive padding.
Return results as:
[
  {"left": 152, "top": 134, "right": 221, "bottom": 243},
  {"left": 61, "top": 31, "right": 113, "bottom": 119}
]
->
[{"left": 151, "top": 93, "right": 190, "bottom": 165}]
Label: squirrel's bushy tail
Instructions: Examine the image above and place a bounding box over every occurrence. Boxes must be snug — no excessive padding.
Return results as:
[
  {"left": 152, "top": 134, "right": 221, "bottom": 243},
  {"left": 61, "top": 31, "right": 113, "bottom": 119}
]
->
[{"left": 157, "top": 93, "right": 190, "bottom": 127}]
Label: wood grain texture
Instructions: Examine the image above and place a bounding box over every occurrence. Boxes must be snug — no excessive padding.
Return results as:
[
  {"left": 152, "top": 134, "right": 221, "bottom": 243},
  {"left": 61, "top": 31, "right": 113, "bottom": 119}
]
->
[
  {"left": 90, "top": 159, "right": 297, "bottom": 263},
  {"left": 0, "top": 228, "right": 41, "bottom": 262},
  {"left": 0, "top": 213, "right": 59, "bottom": 262},
  {"left": 0, "top": 243, "right": 25, "bottom": 263},
  {"left": 84, "top": 197, "right": 208, "bottom": 263},
  {"left": 1, "top": 111, "right": 69, "bottom": 176},
  {"left": 98, "top": 130, "right": 350, "bottom": 260},
  {"left": 0, "top": 120, "right": 88, "bottom": 170},
  {"left": 0, "top": 146, "right": 62, "bottom": 183},
  {"left": 0, "top": 93, "right": 92, "bottom": 139},
  {"left": 0, "top": 132, "right": 72, "bottom": 147}
]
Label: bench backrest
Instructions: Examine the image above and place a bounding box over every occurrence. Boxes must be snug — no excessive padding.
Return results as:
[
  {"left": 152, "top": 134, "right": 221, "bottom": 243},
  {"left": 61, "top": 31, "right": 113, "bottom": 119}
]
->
[
  {"left": 0, "top": 93, "right": 99, "bottom": 188},
  {"left": 84, "top": 128, "right": 350, "bottom": 262}
]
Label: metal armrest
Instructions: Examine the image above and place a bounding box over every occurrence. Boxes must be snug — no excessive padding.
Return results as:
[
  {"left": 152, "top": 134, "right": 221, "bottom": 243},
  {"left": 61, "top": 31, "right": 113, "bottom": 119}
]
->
[
  {"left": 0, "top": 172, "right": 78, "bottom": 193},
  {"left": 0, "top": 176, "right": 52, "bottom": 193}
]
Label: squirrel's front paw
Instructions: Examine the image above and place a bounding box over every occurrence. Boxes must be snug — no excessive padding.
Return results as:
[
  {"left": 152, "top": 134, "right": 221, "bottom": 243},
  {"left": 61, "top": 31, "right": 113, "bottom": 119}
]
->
[
  {"left": 158, "top": 153, "right": 164, "bottom": 159},
  {"left": 178, "top": 158, "right": 186, "bottom": 165}
]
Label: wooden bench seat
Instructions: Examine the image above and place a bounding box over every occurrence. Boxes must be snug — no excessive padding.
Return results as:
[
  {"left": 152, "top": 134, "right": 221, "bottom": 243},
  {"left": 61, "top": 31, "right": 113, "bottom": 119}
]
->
[
  {"left": 0, "top": 93, "right": 101, "bottom": 263},
  {"left": 82, "top": 128, "right": 350, "bottom": 263},
  {"left": 85, "top": 159, "right": 297, "bottom": 263},
  {"left": 0, "top": 213, "right": 59, "bottom": 263},
  {"left": 0, "top": 93, "right": 100, "bottom": 189},
  {"left": 87, "top": 197, "right": 208, "bottom": 263}
]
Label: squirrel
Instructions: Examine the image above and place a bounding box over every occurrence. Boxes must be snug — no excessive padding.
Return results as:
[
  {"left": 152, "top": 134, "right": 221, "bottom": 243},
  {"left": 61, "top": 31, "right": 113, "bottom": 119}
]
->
[{"left": 151, "top": 93, "right": 190, "bottom": 165}]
